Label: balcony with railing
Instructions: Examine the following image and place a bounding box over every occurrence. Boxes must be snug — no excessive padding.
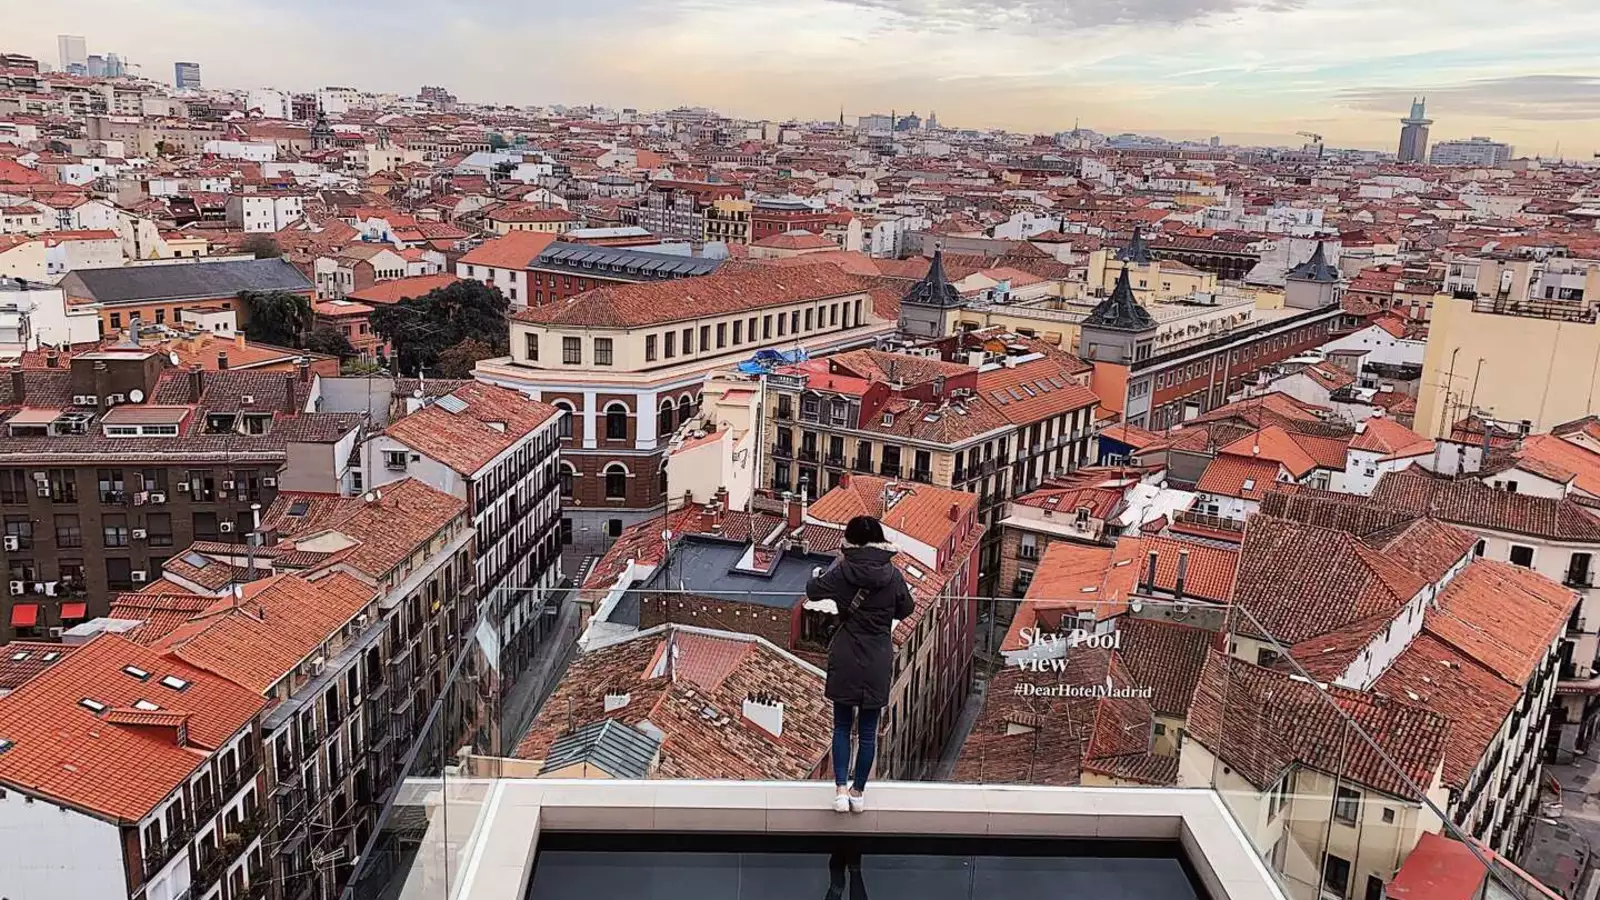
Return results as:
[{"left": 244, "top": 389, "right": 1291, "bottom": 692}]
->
[{"left": 339, "top": 584, "right": 1558, "bottom": 900}]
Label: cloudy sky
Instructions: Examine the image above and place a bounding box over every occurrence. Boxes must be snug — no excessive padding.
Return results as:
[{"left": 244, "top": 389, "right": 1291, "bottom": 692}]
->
[{"left": 16, "top": 0, "right": 1600, "bottom": 154}]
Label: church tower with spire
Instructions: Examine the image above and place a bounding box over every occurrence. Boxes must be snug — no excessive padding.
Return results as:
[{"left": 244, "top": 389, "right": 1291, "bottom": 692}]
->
[
  {"left": 310, "top": 104, "right": 336, "bottom": 151},
  {"left": 898, "top": 248, "right": 965, "bottom": 338}
]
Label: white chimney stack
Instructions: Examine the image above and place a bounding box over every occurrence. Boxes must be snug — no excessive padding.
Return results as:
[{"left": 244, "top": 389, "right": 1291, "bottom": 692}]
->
[{"left": 743, "top": 693, "right": 785, "bottom": 737}]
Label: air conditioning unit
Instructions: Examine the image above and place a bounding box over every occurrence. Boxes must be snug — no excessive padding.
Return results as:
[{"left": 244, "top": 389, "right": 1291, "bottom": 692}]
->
[
  {"left": 106, "top": 393, "right": 125, "bottom": 406},
  {"left": 262, "top": 476, "right": 278, "bottom": 488},
  {"left": 309, "top": 656, "right": 327, "bottom": 676},
  {"left": 36, "top": 486, "right": 50, "bottom": 497},
  {"left": 7, "top": 581, "right": 22, "bottom": 595},
  {"left": 30, "top": 472, "right": 45, "bottom": 482},
  {"left": 2, "top": 536, "right": 17, "bottom": 551},
  {"left": 221, "top": 480, "right": 235, "bottom": 490},
  {"left": 149, "top": 491, "right": 166, "bottom": 504},
  {"left": 130, "top": 570, "right": 148, "bottom": 583},
  {"left": 176, "top": 482, "right": 191, "bottom": 494},
  {"left": 241, "top": 395, "right": 255, "bottom": 405},
  {"left": 71, "top": 394, "right": 96, "bottom": 406},
  {"left": 219, "top": 521, "right": 235, "bottom": 533},
  {"left": 132, "top": 528, "right": 147, "bottom": 540}
]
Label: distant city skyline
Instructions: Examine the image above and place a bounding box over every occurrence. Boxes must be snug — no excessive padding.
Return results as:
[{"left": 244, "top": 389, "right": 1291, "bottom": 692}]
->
[{"left": 13, "top": 0, "right": 1600, "bottom": 156}]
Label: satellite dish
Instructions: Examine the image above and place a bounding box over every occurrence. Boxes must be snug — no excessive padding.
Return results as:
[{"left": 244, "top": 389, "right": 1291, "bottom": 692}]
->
[
  {"left": 128, "top": 389, "right": 144, "bottom": 403},
  {"left": 169, "top": 351, "right": 181, "bottom": 366}
]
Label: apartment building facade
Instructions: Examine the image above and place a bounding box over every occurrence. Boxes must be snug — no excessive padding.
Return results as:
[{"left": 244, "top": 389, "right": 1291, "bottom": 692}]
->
[
  {"left": 754, "top": 340, "right": 1098, "bottom": 591},
  {"left": 0, "top": 351, "right": 361, "bottom": 640},
  {"left": 361, "top": 382, "right": 564, "bottom": 696},
  {"left": 475, "top": 263, "right": 894, "bottom": 555},
  {"left": 629, "top": 181, "right": 742, "bottom": 243},
  {"left": 0, "top": 634, "right": 270, "bottom": 900}
]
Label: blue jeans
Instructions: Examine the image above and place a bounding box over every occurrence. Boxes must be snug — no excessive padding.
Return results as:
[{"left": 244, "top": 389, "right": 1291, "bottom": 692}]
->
[{"left": 832, "top": 703, "right": 881, "bottom": 791}]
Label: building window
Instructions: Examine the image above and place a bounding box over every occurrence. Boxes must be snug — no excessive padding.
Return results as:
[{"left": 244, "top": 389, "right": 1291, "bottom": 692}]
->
[
  {"left": 1333, "top": 786, "right": 1360, "bottom": 824},
  {"left": 562, "top": 337, "right": 581, "bottom": 365},
  {"left": 763, "top": 315, "right": 773, "bottom": 339},
  {"left": 554, "top": 401, "right": 574, "bottom": 439},
  {"left": 659, "top": 399, "right": 677, "bottom": 437},
  {"left": 605, "top": 404, "right": 628, "bottom": 440},
  {"left": 102, "top": 514, "right": 130, "bottom": 548},
  {"left": 604, "top": 464, "right": 627, "bottom": 499},
  {"left": 716, "top": 322, "right": 727, "bottom": 348},
  {"left": 733, "top": 320, "right": 743, "bottom": 344},
  {"left": 558, "top": 464, "right": 574, "bottom": 498},
  {"left": 1365, "top": 876, "right": 1385, "bottom": 900},
  {"left": 594, "top": 338, "right": 614, "bottom": 366},
  {"left": 1323, "top": 854, "right": 1351, "bottom": 899},
  {"left": 778, "top": 314, "right": 787, "bottom": 337},
  {"left": 2, "top": 516, "right": 30, "bottom": 550},
  {"left": 559, "top": 518, "right": 573, "bottom": 545},
  {"left": 700, "top": 325, "right": 711, "bottom": 350},
  {"left": 606, "top": 518, "right": 624, "bottom": 538},
  {"left": 54, "top": 515, "right": 82, "bottom": 549},
  {"left": 804, "top": 309, "right": 814, "bottom": 331},
  {"left": 645, "top": 334, "right": 658, "bottom": 362},
  {"left": 665, "top": 331, "right": 676, "bottom": 357},
  {"left": 524, "top": 333, "right": 538, "bottom": 361},
  {"left": 1510, "top": 545, "right": 1535, "bottom": 568},
  {"left": 146, "top": 512, "right": 173, "bottom": 547}
]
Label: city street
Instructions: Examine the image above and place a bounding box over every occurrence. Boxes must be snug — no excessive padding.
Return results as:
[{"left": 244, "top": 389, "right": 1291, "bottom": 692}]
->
[{"left": 1527, "top": 757, "right": 1600, "bottom": 900}]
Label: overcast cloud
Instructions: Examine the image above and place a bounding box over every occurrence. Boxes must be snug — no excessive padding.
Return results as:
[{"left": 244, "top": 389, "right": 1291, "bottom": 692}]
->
[{"left": 12, "top": 0, "right": 1600, "bottom": 154}]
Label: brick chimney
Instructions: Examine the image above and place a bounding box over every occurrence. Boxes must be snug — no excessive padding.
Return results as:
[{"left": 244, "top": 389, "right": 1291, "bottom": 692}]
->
[
  {"left": 786, "top": 493, "right": 805, "bottom": 530},
  {"left": 9, "top": 369, "right": 23, "bottom": 405},
  {"left": 217, "top": 351, "right": 229, "bottom": 370},
  {"left": 92, "top": 361, "right": 110, "bottom": 407},
  {"left": 187, "top": 367, "right": 205, "bottom": 403},
  {"left": 283, "top": 371, "right": 299, "bottom": 414}
]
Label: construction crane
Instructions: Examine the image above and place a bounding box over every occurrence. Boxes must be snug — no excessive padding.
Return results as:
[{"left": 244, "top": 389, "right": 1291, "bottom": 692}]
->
[{"left": 1297, "top": 131, "right": 1325, "bottom": 158}]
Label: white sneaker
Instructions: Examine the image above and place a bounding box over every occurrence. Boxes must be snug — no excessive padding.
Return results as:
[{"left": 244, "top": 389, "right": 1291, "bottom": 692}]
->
[
  {"left": 848, "top": 791, "right": 866, "bottom": 813},
  {"left": 833, "top": 790, "right": 850, "bottom": 813}
]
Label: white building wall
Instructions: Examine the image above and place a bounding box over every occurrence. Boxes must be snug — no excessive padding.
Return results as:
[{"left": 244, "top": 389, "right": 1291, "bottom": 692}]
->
[{"left": 0, "top": 790, "right": 129, "bottom": 900}]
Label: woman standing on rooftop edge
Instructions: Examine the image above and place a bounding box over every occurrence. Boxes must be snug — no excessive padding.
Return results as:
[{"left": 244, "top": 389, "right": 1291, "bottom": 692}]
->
[{"left": 805, "top": 515, "right": 913, "bottom": 814}]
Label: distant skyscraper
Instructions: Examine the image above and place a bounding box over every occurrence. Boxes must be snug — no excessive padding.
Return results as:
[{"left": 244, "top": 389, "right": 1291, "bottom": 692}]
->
[
  {"left": 105, "top": 53, "right": 124, "bottom": 77},
  {"left": 86, "top": 55, "right": 106, "bottom": 77},
  {"left": 57, "top": 35, "right": 86, "bottom": 73},
  {"left": 174, "top": 61, "right": 202, "bottom": 90},
  {"left": 1398, "top": 97, "right": 1432, "bottom": 163},
  {"left": 1430, "top": 136, "right": 1514, "bottom": 167}
]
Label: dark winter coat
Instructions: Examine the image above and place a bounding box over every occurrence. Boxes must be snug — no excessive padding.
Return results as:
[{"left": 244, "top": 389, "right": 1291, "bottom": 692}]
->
[{"left": 805, "top": 542, "right": 914, "bottom": 709}]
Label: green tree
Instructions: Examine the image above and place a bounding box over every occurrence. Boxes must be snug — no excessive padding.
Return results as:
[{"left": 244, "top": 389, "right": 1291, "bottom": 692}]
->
[
  {"left": 304, "top": 325, "right": 356, "bottom": 359},
  {"left": 487, "top": 132, "right": 509, "bottom": 150},
  {"left": 436, "top": 338, "right": 498, "bottom": 378},
  {"left": 369, "top": 280, "right": 509, "bottom": 376},
  {"left": 241, "top": 234, "right": 283, "bottom": 259},
  {"left": 238, "top": 290, "right": 312, "bottom": 348}
]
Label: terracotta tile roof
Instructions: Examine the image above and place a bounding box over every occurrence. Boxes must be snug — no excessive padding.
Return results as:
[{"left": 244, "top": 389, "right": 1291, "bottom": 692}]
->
[
  {"left": 1233, "top": 516, "right": 1428, "bottom": 645},
  {"left": 0, "top": 641, "right": 74, "bottom": 692},
  {"left": 458, "top": 230, "right": 559, "bottom": 269},
  {"left": 976, "top": 356, "right": 1101, "bottom": 427},
  {"left": 752, "top": 230, "right": 836, "bottom": 250},
  {"left": 512, "top": 262, "right": 870, "bottom": 329},
  {"left": 148, "top": 573, "right": 374, "bottom": 694},
  {"left": 485, "top": 203, "right": 577, "bottom": 223},
  {"left": 1350, "top": 417, "right": 1433, "bottom": 457},
  {"left": 1005, "top": 536, "right": 1235, "bottom": 650},
  {"left": 1117, "top": 618, "right": 1217, "bottom": 718},
  {"left": 806, "top": 474, "right": 976, "bottom": 552},
  {"left": 260, "top": 478, "right": 466, "bottom": 581},
  {"left": 383, "top": 382, "right": 559, "bottom": 476},
  {"left": 0, "top": 634, "right": 266, "bottom": 822},
  {"left": 1516, "top": 433, "right": 1600, "bottom": 496},
  {"left": 108, "top": 592, "right": 217, "bottom": 645},
  {"left": 1195, "top": 453, "right": 1285, "bottom": 500},
  {"left": 1371, "top": 470, "right": 1600, "bottom": 541},
  {"left": 514, "top": 625, "right": 831, "bottom": 780},
  {"left": 1218, "top": 426, "right": 1331, "bottom": 479},
  {"left": 828, "top": 349, "right": 971, "bottom": 387},
  {"left": 1100, "top": 422, "right": 1164, "bottom": 450},
  {"left": 953, "top": 650, "right": 1166, "bottom": 785},
  {"left": 1188, "top": 650, "right": 1447, "bottom": 796}
]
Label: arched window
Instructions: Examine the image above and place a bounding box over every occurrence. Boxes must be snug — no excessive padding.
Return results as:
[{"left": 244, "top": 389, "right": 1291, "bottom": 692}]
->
[
  {"left": 559, "top": 462, "right": 575, "bottom": 498},
  {"left": 604, "top": 463, "right": 628, "bottom": 499},
  {"left": 605, "top": 402, "right": 629, "bottom": 440},
  {"left": 658, "top": 398, "right": 677, "bottom": 437},
  {"left": 554, "top": 401, "right": 574, "bottom": 439},
  {"left": 679, "top": 392, "right": 697, "bottom": 420}
]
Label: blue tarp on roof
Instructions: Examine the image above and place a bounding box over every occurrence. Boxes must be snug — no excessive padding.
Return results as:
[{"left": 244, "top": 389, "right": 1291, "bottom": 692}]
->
[{"left": 737, "top": 348, "right": 808, "bottom": 374}]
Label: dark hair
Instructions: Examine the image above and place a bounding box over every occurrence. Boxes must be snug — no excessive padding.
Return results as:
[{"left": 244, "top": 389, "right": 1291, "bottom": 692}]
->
[{"left": 845, "top": 515, "right": 886, "bottom": 547}]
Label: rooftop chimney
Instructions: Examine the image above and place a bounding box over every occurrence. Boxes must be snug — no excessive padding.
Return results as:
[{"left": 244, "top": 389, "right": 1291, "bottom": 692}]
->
[
  {"left": 1142, "top": 550, "right": 1158, "bottom": 593},
  {"left": 786, "top": 490, "right": 806, "bottom": 530},
  {"left": 235, "top": 332, "right": 247, "bottom": 351},
  {"left": 297, "top": 358, "right": 311, "bottom": 383},
  {"left": 283, "top": 371, "right": 298, "bottom": 414},
  {"left": 92, "top": 361, "right": 110, "bottom": 407},
  {"left": 1175, "top": 548, "right": 1190, "bottom": 601},
  {"left": 742, "top": 692, "right": 784, "bottom": 738},
  {"left": 948, "top": 502, "right": 960, "bottom": 522},
  {"left": 187, "top": 367, "right": 205, "bottom": 403},
  {"left": 9, "top": 369, "right": 23, "bottom": 405},
  {"left": 217, "top": 351, "right": 229, "bottom": 370}
]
